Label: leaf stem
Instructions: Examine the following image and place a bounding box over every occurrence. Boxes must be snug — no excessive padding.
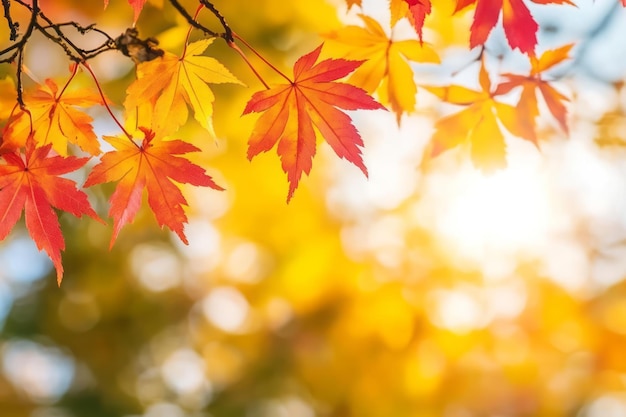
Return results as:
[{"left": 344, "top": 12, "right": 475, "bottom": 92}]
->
[
  {"left": 182, "top": 4, "right": 204, "bottom": 57},
  {"left": 81, "top": 61, "right": 138, "bottom": 147},
  {"left": 56, "top": 62, "right": 78, "bottom": 99},
  {"left": 227, "top": 40, "right": 269, "bottom": 89},
  {"left": 232, "top": 32, "right": 292, "bottom": 84}
]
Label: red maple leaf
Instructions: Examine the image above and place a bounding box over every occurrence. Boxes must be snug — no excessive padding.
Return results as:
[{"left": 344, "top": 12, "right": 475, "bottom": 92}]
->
[
  {"left": 84, "top": 128, "right": 222, "bottom": 247},
  {"left": 243, "top": 44, "right": 385, "bottom": 202},
  {"left": 403, "top": 0, "right": 432, "bottom": 42},
  {"left": 0, "top": 141, "right": 100, "bottom": 285},
  {"left": 104, "top": 0, "right": 147, "bottom": 23},
  {"left": 456, "top": 0, "right": 574, "bottom": 54},
  {"left": 389, "top": 0, "right": 432, "bottom": 42}
]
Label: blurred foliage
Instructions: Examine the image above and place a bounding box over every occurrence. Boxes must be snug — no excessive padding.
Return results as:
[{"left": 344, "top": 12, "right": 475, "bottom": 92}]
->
[{"left": 2, "top": 1, "right": 626, "bottom": 417}]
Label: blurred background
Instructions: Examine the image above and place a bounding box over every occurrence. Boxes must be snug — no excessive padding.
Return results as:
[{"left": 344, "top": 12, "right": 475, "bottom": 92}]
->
[{"left": 2, "top": 0, "right": 626, "bottom": 416}]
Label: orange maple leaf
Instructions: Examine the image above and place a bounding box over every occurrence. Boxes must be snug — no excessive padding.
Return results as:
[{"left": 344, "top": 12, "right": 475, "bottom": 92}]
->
[
  {"left": 3, "top": 78, "right": 103, "bottom": 156},
  {"left": 495, "top": 44, "right": 572, "bottom": 143},
  {"left": 84, "top": 128, "right": 223, "bottom": 247},
  {"left": 242, "top": 44, "right": 385, "bottom": 202},
  {"left": 0, "top": 141, "right": 100, "bottom": 285},
  {"left": 391, "top": 0, "right": 432, "bottom": 41},
  {"left": 424, "top": 59, "right": 528, "bottom": 171},
  {"left": 324, "top": 14, "right": 439, "bottom": 123},
  {"left": 456, "top": 0, "right": 574, "bottom": 54}
]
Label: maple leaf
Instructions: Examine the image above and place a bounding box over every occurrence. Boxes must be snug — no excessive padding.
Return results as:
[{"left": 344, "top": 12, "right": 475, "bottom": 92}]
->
[
  {"left": 3, "top": 79, "right": 103, "bottom": 156},
  {"left": 84, "top": 128, "right": 223, "bottom": 247},
  {"left": 104, "top": 0, "right": 147, "bottom": 23},
  {"left": 125, "top": 38, "right": 243, "bottom": 137},
  {"left": 243, "top": 43, "right": 385, "bottom": 202},
  {"left": 0, "top": 141, "right": 100, "bottom": 285},
  {"left": 423, "top": 59, "right": 528, "bottom": 171},
  {"left": 495, "top": 44, "right": 572, "bottom": 143},
  {"left": 345, "top": 0, "right": 362, "bottom": 8},
  {"left": 455, "top": 0, "right": 574, "bottom": 54},
  {"left": 390, "top": 0, "right": 432, "bottom": 41},
  {"left": 128, "top": 0, "right": 147, "bottom": 22},
  {"left": 324, "top": 15, "right": 439, "bottom": 123}
]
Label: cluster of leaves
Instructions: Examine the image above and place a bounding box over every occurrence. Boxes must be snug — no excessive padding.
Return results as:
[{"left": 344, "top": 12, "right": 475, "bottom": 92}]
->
[{"left": 0, "top": 0, "right": 620, "bottom": 284}]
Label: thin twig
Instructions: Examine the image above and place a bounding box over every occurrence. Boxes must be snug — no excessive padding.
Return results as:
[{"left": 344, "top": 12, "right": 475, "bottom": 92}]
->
[
  {"left": 2, "top": 0, "right": 18, "bottom": 41},
  {"left": 200, "top": 0, "right": 233, "bottom": 42},
  {"left": 81, "top": 62, "right": 138, "bottom": 146},
  {"left": 14, "top": 0, "right": 39, "bottom": 107},
  {"left": 169, "top": 0, "right": 219, "bottom": 38}
]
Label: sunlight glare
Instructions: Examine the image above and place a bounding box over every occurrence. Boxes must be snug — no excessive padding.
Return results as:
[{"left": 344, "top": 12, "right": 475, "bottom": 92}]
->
[
  {"left": 436, "top": 165, "right": 552, "bottom": 260},
  {"left": 428, "top": 287, "right": 486, "bottom": 333},
  {"left": 585, "top": 395, "right": 626, "bottom": 417}
]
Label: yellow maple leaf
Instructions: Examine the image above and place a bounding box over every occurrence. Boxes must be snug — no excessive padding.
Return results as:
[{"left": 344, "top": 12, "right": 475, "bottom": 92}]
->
[
  {"left": 390, "top": 0, "right": 411, "bottom": 26},
  {"left": 324, "top": 14, "right": 439, "bottom": 123},
  {"left": 390, "top": 0, "right": 432, "bottom": 41},
  {"left": 125, "top": 38, "right": 243, "bottom": 138}
]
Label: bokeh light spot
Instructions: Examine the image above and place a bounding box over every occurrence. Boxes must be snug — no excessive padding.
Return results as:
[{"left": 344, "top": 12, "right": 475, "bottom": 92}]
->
[
  {"left": 130, "top": 244, "right": 182, "bottom": 292},
  {"left": 202, "top": 286, "right": 250, "bottom": 333},
  {"left": 2, "top": 340, "right": 75, "bottom": 404}
]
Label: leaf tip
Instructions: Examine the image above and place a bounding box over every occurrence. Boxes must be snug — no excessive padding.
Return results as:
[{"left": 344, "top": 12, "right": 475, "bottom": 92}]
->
[
  {"left": 93, "top": 214, "right": 107, "bottom": 225},
  {"left": 286, "top": 181, "right": 299, "bottom": 204}
]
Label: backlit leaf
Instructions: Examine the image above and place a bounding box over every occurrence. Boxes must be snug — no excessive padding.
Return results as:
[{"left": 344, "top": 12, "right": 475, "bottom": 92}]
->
[
  {"left": 125, "top": 38, "right": 243, "bottom": 137},
  {"left": 324, "top": 15, "right": 439, "bottom": 123},
  {"left": 243, "top": 43, "right": 385, "bottom": 202},
  {"left": 0, "top": 141, "right": 100, "bottom": 285},
  {"left": 390, "top": 0, "right": 432, "bottom": 41},
  {"left": 84, "top": 128, "right": 223, "bottom": 247},
  {"left": 104, "top": 0, "right": 147, "bottom": 23},
  {"left": 3, "top": 79, "right": 103, "bottom": 156},
  {"left": 495, "top": 44, "right": 572, "bottom": 142},
  {"left": 455, "top": 0, "right": 574, "bottom": 54},
  {"left": 424, "top": 59, "right": 526, "bottom": 170}
]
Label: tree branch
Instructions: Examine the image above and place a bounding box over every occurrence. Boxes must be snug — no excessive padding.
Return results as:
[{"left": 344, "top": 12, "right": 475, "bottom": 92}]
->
[
  {"left": 200, "top": 0, "right": 233, "bottom": 42},
  {"left": 169, "top": 0, "right": 220, "bottom": 38},
  {"left": 2, "top": 0, "right": 17, "bottom": 41}
]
